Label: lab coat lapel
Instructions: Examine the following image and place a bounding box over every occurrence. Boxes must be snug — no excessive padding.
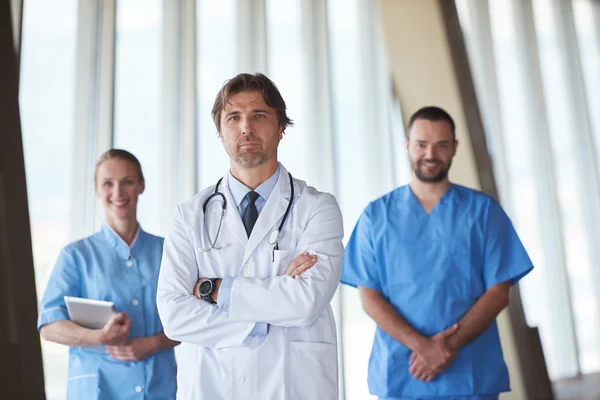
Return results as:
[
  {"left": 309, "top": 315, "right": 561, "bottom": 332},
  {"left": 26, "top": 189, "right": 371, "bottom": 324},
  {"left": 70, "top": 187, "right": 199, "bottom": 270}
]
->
[
  {"left": 207, "top": 175, "right": 248, "bottom": 247},
  {"left": 244, "top": 165, "right": 293, "bottom": 261}
]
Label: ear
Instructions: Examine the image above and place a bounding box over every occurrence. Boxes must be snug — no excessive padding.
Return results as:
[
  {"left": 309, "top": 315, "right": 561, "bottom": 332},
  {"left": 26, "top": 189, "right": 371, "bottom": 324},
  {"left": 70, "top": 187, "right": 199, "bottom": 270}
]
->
[
  {"left": 139, "top": 180, "right": 146, "bottom": 195},
  {"left": 405, "top": 138, "right": 409, "bottom": 150},
  {"left": 278, "top": 126, "right": 284, "bottom": 141}
]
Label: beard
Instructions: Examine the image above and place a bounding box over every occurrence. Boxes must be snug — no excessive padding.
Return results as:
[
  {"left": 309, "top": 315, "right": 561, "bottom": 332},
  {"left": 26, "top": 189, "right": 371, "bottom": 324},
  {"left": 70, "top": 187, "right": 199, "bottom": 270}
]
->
[
  {"left": 225, "top": 135, "right": 277, "bottom": 168},
  {"left": 413, "top": 158, "right": 452, "bottom": 183}
]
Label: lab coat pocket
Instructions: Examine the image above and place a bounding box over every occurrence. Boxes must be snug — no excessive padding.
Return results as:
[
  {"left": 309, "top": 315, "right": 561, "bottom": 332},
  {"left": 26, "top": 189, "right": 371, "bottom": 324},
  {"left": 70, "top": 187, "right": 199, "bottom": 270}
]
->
[
  {"left": 289, "top": 342, "right": 338, "bottom": 400},
  {"left": 272, "top": 248, "right": 295, "bottom": 276}
]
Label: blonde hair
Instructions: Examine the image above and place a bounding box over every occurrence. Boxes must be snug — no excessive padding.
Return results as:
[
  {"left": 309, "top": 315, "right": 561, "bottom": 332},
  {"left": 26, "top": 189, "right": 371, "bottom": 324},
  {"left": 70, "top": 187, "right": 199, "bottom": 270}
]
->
[{"left": 94, "top": 149, "right": 144, "bottom": 184}]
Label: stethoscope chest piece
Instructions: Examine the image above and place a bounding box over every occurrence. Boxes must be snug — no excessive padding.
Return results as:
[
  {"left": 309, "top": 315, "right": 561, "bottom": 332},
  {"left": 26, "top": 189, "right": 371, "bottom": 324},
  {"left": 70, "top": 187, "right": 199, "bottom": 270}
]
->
[{"left": 268, "top": 230, "right": 280, "bottom": 245}]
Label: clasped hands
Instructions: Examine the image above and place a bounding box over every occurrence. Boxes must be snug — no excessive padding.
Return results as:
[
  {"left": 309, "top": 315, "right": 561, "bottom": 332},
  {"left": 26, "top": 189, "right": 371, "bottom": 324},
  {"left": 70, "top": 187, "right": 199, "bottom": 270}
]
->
[
  {"left": 98, "top": 312, "right": 157, "bottom": 362},
  {"left": 409, "top": 323, "right": 459, "bottom": 382}
]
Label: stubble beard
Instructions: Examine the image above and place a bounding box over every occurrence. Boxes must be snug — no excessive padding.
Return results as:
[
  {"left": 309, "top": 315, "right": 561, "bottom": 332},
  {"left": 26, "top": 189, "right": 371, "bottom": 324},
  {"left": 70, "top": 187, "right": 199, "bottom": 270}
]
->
[
  {"left": 413, "top": 159, "right": 452, "bottom": 183},
  {"left": 228, "top": 142, "right": 277, "bottom": 169}
]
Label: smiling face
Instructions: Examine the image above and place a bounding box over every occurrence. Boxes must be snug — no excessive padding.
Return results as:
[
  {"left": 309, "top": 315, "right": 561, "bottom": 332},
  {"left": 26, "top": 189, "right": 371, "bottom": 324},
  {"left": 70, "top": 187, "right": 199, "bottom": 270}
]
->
[
  {"left": 219, "top": 90, "right": 283, "bottom": 170},
  {"left": 95, "top": 158, "right": 145, "bottom": 224},
  {"left": 406, "top": 119, "right": 458, "bottom": 183}
]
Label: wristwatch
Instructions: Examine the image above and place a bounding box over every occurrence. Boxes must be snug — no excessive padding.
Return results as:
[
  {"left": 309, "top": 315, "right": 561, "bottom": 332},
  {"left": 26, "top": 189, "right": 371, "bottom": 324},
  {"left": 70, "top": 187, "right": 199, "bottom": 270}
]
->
[{"left": 198, "top": 278, "right": 218, "bottom": 304}]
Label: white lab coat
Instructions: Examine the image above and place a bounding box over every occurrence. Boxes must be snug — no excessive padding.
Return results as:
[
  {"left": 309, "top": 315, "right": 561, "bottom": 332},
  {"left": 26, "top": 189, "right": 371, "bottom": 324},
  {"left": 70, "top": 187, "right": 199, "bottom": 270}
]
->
[{"left": 157, "top": 163, "right": 344, "bottom": 400}]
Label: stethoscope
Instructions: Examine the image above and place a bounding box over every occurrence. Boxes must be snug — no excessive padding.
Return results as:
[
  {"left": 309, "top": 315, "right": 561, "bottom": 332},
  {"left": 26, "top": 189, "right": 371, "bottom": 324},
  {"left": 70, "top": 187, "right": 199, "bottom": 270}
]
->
[{"left": 201, "top": 172, "right": 295, "bottom": 260}]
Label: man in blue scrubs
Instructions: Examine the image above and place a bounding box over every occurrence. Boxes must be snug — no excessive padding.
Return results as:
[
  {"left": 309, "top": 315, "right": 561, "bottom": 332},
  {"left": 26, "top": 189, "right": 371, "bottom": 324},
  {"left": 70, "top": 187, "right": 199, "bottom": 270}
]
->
[{"left": 341, "top": 106, "right": 534, "bottom": 400}]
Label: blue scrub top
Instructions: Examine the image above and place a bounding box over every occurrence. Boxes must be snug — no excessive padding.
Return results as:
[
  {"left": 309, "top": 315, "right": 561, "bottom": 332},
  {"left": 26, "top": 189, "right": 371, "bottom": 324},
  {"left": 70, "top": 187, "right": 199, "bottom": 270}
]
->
[
  {"left": 37, "top": 224, "right": 176, "bottom": 400},
  {"left": 341, "top": 185, "right": 533, "bottom": 398}
]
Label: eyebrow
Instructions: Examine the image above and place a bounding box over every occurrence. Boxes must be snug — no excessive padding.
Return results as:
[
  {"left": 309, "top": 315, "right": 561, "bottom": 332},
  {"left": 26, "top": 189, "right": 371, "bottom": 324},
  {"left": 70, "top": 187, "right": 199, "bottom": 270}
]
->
[
  {"left": 224, "top": 109, "right": 272, "bottom": 118},
  {"left": 101, "top": 176, "right": 135, "bottom": 181},
  {"left": 415, "top": 139, "right": 452, "bottom": 144}
]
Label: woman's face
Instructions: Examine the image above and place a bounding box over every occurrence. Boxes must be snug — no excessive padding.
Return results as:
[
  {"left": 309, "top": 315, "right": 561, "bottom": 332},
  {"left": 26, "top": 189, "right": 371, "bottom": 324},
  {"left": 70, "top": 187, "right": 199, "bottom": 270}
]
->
[{"left": 95, "top": 158, "right": 144, "bottom": 223}]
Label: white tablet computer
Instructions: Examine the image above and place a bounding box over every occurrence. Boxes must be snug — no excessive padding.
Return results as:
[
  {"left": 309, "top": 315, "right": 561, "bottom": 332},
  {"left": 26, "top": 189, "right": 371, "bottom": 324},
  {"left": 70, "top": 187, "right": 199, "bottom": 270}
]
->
[{"left": 64, "top": 296, "right": 117, "bottom": 329}]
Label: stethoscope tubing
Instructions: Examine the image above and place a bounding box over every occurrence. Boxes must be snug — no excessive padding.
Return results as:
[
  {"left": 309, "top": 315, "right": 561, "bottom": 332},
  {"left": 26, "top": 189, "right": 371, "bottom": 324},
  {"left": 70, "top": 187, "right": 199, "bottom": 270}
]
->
[{"left": 200, "top": 172, "right": 294, "bottom": 252}]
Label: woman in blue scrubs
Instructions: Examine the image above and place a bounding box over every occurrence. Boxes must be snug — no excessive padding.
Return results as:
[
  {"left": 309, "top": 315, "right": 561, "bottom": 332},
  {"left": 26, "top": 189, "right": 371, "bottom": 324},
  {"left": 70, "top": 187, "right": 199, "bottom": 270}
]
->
[{"left": 37, "top": 149, "right": 178, "bottom": 399}]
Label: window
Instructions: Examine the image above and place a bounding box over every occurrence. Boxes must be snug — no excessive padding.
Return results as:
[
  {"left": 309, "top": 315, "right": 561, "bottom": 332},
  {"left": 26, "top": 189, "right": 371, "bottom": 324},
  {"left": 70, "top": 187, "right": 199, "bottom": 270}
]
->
[
  {"left": 113, "top": 0, "right": 162, "bottom": 235},
  {"left": 457, "top": 0, "right": 600, "bottom": 379},
  {"left": 196, "top": 0, "right": 236, "bottom": 189},
  {"left": 266, "top": 0, "right": 309, "bottom": 181},
  {"left": 19, "top": 0, "right": 78, "bottom": 398}
]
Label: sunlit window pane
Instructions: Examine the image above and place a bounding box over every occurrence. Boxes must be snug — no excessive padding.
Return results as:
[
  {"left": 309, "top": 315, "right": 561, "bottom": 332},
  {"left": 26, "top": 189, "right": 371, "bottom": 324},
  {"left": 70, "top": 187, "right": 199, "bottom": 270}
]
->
[
  {"left": 328, "top": 0, "right": 376, "bottom": 398},
  {"left": 196, "top": 0, "right": 236, "bottom": 188},
  {"left": 113, "top": 0, "right": 162, "bottom": 235},
  {"left": 19, "top": 0, "right": 78, "bottom": 398},
  {"left": 266, "top": 0, "right": 309, "bottom": 181},
  {"left": 533, "top": 0, "right": 600, "bottom": 374},
  {"left": 573, "top": 0, "right": 600, "bottom": 172}
]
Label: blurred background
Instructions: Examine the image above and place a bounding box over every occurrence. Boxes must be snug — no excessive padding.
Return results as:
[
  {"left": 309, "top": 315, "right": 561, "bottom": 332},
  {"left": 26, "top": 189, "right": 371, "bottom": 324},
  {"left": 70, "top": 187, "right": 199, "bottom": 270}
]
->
[{"left": 3, "top": 0, "right": 600, "bottom": 399}]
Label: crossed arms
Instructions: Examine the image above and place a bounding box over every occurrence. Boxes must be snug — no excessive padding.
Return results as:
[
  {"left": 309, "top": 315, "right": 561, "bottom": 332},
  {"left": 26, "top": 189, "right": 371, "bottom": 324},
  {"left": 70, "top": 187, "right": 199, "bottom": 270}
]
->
[
  {"left": 157, "top": 193, "right": 344, "bottom": 348},
  {"left": 359, "top": 280, "right": 510, "bottom": 381}
]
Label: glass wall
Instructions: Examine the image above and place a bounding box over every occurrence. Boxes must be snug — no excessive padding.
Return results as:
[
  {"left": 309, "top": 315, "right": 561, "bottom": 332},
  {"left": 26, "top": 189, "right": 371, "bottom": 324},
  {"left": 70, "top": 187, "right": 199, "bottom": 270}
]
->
[
  {"left": 196, "top": 0, "right": 236, "bottom": 189},
  {"left": 19, "top": 1, "right": 78, "bottom": 398},
  {"left": 113, "top": 0, "right": 163, "bottom": 235},
  {"left": 456, "top": 0, "right": 600, "bottom": 379}
]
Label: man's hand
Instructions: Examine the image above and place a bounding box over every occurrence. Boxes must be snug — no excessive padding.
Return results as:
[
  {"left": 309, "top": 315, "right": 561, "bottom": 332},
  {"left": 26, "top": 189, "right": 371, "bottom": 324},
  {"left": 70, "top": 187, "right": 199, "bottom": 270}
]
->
[
  {"left": 107, "top": 336, "right": 158, "bottom": 362},
  {"left": 99, "top": 312, "right": 132, "bottom": 345},
  {"left": 408, "top": 324, "right": 458, "bottom": 382},
  {"left": 283, "top": 252, "right": 317, "bottom": 278},
  {"left": 409, "top": 348, "right": 457, "bottom": 382}
]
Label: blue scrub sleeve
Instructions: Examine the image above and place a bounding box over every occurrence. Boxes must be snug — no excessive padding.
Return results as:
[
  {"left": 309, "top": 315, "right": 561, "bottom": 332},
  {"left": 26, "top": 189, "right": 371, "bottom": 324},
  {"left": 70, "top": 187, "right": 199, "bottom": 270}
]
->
[
  {"left": 483, "top": 201, "right": 534, "bottom": 289},
  {"left": 37, "top": 248, "right": 82, "bottom": 330},
  {"left": 341, "top": 207, "right": 381, "bottom": 291}
]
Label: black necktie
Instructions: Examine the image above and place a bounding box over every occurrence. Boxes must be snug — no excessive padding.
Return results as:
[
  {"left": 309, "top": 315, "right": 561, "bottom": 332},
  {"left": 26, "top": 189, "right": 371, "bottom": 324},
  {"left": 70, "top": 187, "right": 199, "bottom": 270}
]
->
[{"left": 242, "top": 191, "right": 260, "bottom": 237}]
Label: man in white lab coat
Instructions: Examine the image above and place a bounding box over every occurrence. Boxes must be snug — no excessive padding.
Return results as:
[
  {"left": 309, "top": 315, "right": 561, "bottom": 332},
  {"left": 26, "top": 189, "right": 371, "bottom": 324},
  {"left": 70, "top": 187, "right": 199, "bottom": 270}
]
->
[{"left": 157, "top": 73, "right": 344, "bottom": 400}]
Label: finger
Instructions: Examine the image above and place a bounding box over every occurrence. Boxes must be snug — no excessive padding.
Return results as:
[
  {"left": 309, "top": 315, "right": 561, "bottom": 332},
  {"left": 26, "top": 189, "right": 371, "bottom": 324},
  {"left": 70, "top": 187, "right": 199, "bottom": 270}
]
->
[
  {"left": 106, "top": 312, "right": 124, "bottom": 327},
  {"left": 409, "top": 352, "right": 417, "bottom": 365},
  {"left": 425, "top": 372, "right": 436, "bottom": 382},
  {"left": 409, "top": 363, "right": 416, "bottom": 376},
  {"left": 441, "top": 323, "right": 459, "bottom": 338},
  {"left": 122, "top": 318, "right": 132, "bottom": 332},
  {"left": 414, "top": 369, "right": 427, "bottom": 381},
  {"left": 291, "top": 256, "right": 317, "bottom": 277},
  {"left": 284, "top": 253, "right": 312, "bottom": 275},
  {"left": 107, "top": 345, "right": 127, "bottom": 355},
  {"left": 283, "top": 253, "right": 310, "bottom": 275}
]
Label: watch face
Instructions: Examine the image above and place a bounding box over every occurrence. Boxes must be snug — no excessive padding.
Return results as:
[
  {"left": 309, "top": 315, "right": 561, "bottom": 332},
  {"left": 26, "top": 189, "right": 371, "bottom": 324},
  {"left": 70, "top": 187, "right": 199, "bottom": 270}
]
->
[{"left": 199, "top": 280, "right": 213, "bottom": 296}]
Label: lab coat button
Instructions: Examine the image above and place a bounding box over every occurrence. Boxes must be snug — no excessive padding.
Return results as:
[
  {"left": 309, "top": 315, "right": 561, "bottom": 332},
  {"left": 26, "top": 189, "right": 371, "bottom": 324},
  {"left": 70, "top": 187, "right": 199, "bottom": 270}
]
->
[
  {"left": 135, "top": 385, "right": 142, "bottom": 393},
  {"left": 132, "top": 299, "right": 139, "bottom": 306},
  {"left": 245, "top": 263, "right": 252, "bottom": 269},
  {"left": 237, "top": 376, "right": 245, "bottom": 383},
  {"left": 126, "top": 260, "right": 133, "bottom": 267},
  {"left": 223, "top": 304, "right": 229, "bottom": 310}
]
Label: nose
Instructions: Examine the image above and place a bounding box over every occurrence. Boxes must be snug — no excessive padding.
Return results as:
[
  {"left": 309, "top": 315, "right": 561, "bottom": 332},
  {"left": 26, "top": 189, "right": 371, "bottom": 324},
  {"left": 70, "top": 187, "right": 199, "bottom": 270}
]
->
[
  {"left": 424, "top": 145, "right": 436, "bottom": 159},
  {"left": 241, "top": 117, "right": 254, "bottom": 135},
  {"left": 115, "top": 183, "right": 125, "bottom": 197}
]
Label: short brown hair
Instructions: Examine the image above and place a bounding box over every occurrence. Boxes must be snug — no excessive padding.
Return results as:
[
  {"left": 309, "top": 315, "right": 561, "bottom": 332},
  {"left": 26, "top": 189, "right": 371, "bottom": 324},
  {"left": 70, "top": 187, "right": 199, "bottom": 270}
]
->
[
  {"left": 94, "top": 149, "right": 144, "bottom": 184},
  {"left": 211, "top": 73, "right": 294, "bottom": 135},
  {"left": 407, "top": 106, "right": 456, "bottom": 140}
]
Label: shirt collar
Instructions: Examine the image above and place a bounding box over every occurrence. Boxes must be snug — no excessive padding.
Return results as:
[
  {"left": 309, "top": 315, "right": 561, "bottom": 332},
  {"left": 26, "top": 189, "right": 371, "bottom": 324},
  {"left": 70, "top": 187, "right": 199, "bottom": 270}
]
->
[
  {"left": 101, "top": 223, "right": 143, "bottom": 259},
  {"left": 227, "top": 165, "right": 280, "bottom": 208}
]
